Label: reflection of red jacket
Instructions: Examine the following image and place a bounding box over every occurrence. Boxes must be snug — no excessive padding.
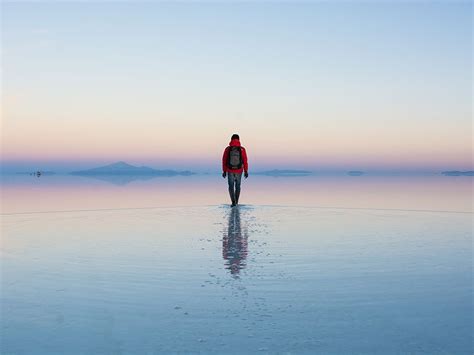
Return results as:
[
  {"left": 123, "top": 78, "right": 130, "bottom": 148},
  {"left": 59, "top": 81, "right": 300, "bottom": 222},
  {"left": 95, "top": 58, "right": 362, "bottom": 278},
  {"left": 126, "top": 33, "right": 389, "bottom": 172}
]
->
[{"left": 222, "top": 139, "right": 248, "bottom": 174}]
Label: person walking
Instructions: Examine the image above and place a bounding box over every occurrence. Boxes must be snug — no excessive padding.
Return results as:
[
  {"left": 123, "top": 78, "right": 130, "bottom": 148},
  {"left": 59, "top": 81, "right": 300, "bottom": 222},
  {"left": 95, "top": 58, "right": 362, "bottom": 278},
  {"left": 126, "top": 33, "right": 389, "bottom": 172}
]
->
[{"left": 222, "top": 134, "right": 248, "bottom": 206}]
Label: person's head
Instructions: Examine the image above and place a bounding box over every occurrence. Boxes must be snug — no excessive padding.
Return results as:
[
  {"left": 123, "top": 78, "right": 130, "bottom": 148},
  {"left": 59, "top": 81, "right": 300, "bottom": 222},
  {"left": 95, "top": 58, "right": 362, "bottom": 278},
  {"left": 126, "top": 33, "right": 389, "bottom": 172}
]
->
[{"left": 231, "top": 134, "right": 240, "bottom": 141}]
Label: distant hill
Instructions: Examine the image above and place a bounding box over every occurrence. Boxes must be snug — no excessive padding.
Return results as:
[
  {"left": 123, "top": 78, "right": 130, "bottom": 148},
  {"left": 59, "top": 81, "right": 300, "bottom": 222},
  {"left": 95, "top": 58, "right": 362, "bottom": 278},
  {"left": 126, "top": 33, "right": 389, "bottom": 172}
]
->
[
  {"left": 254, "top": 169, "right": 312, "bottom": 176},
  {"left": 70, "top": 161, "right": 195, "bottom": 176},
  {"left": 441, "top": 171, "right": 474, "bottom": 176},
  {"left": 347, "top": 171, "right": 365, "bottom": 176}
]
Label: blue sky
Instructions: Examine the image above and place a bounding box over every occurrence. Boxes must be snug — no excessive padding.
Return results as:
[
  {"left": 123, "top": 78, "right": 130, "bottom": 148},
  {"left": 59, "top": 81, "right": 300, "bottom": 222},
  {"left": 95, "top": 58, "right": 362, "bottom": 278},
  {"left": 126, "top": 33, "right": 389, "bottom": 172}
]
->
[{"left": 2, "top": 1, "right": 472, "bottom": 172}]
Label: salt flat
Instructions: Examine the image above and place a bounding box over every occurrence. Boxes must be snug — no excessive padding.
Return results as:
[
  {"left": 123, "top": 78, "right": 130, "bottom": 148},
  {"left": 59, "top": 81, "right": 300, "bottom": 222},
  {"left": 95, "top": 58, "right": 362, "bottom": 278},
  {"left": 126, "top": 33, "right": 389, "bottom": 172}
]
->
[{"left": 2, "top": 202, "right": 471, "bottom": 354}]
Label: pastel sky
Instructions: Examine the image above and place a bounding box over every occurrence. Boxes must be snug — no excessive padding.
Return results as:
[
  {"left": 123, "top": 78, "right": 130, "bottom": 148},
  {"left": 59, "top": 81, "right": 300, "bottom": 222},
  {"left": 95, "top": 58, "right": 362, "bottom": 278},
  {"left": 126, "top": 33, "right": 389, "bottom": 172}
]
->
[{"left": 2, "top": 1, "right": 472, "bottom": 172}]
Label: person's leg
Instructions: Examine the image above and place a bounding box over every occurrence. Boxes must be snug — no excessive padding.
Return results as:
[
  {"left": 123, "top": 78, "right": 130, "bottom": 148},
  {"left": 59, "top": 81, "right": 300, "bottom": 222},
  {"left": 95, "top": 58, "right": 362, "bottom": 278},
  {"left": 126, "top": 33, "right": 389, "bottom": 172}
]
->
[
  {"left": 234, "top": 173, "right": 242, "bottom": 205},
  {"left": 227, "top": 173, "right": 236, "bottom": 205}
]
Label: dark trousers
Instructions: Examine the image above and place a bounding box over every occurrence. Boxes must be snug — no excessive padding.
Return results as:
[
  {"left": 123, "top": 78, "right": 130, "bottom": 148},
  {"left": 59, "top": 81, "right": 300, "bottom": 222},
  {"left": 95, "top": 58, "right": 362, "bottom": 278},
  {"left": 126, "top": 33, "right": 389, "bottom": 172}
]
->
[{"left": 227, "top": 172, "right": 242, "bottom": 204}]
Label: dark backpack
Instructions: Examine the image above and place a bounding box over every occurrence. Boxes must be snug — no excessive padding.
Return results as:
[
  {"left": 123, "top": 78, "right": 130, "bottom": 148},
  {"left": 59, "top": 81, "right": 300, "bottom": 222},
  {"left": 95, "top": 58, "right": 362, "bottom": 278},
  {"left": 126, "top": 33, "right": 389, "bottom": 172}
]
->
[{"left": 227, "top": 146, "right": 243, "bottom": 169}]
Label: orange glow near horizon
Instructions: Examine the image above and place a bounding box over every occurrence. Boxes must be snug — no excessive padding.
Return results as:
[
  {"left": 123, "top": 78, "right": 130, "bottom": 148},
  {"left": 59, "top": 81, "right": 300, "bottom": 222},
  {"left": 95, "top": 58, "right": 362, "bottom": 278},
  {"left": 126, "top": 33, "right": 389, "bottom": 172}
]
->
[{"left": 2, "top": 108, "right": 472, "bottom": 170}]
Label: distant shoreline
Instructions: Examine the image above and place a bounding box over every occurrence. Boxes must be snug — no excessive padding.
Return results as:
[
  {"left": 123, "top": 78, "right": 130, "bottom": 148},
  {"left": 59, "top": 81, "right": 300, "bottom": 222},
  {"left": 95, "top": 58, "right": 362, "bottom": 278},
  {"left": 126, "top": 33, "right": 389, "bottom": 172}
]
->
[
  {"left": 441, "top": 171, "right": 474, "bottom": 176},
  {"left": 70, "top": 161, "right": 195, "bottom": 177}
]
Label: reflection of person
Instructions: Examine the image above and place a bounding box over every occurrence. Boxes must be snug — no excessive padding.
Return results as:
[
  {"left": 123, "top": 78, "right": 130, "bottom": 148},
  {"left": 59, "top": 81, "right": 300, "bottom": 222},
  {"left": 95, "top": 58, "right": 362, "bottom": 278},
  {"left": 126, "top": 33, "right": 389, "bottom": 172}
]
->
[
  {"left": 222, "top": 134, "right": 249, "bottom": 207},
  {"left": 222, "top": 207, "right": 248, "bottom": 277}
]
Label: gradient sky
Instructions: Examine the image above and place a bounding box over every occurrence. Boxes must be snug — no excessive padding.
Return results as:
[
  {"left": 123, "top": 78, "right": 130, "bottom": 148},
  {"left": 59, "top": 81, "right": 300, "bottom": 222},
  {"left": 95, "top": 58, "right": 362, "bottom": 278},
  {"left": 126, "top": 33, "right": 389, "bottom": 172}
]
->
[{"left": 2, "top": 1, "right": 472, "bottom": 172}]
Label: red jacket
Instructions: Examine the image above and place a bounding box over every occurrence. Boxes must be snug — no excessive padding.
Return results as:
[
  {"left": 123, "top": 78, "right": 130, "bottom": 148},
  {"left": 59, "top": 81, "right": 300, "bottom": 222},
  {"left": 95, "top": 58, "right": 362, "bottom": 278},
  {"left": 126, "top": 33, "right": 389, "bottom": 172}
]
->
[{"left": 222, "top": 139, "right": 248, "bottom": 174}]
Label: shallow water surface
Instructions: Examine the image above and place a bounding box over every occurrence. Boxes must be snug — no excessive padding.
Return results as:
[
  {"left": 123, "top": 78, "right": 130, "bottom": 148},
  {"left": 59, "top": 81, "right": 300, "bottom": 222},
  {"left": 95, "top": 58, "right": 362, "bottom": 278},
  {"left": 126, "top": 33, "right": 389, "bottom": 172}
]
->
[
  {"left": 1, "top": 199, "right": 472, "bottom": 353},
  {"left": 1, "top": 174, "right": 471, "bottom": 213}
]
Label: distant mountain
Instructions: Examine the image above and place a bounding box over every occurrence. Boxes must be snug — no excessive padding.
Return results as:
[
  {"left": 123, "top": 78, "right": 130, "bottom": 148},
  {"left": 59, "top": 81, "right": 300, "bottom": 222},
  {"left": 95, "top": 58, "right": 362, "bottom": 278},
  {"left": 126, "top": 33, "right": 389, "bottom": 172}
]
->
[
  {"left": 70, "top": 161, "right": 195, "bottom": 176},
  {"left": 441, "top": 171, "right": 474, "bottom": 176},
  {"left": 347, "top": 171, "right": 365, "bottom": 176},
  {"left": 254, "top": 169, "right": 312, "bottom": 176}
]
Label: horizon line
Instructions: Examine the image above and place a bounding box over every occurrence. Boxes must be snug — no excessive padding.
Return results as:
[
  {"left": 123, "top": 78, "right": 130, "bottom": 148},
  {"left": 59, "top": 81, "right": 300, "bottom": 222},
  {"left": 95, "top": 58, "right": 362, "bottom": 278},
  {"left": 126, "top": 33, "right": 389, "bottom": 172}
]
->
[{"left": 1, "top": 159, "right": 473, "bottom": 174}]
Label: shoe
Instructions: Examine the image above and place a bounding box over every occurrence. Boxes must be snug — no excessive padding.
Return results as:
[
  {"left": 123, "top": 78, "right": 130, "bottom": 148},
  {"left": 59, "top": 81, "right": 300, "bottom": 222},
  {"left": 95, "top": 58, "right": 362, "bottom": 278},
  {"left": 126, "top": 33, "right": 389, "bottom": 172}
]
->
[{"left": 231, "top": 203, "right": 236, "bottom": 207}]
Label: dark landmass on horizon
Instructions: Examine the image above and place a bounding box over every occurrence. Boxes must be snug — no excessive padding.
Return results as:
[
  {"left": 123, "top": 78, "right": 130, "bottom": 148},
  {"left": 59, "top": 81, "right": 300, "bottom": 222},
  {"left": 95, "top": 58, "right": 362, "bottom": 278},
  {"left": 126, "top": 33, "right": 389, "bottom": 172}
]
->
[
  {"left": 70, "top": 161, "right": 195, "bottom": 176},
  {"left": 347, "top": 171, "right": 365, "bottom": 176},
  {"left": 16, "top": 171, "right": 56, "bottom": 175},
  {"left": 441, "top": 171, "right": 474, "bottom": 176}
]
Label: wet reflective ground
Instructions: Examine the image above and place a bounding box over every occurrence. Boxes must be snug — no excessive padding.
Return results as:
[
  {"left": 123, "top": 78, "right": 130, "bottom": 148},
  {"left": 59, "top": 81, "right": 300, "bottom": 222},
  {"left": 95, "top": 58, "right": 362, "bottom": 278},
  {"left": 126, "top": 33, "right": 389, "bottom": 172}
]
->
[
  {"left": 1, "top": 174, "right": 472, "bottom": 353},
  {"left": 1, "top": 173, "right": 471, "bottom": 214},
  {"left": 2, "top": 199, "right": 472, "bottom": 353}
]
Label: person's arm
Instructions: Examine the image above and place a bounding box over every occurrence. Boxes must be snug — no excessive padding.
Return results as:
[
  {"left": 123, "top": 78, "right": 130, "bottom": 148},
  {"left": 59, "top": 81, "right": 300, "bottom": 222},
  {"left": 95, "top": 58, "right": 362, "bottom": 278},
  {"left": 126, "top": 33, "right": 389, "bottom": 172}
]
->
[
  {"left": 222, "top": 147, "right": 229, "bottom": 173},
  {"left": 242, "top": 148, "right": 248, "bottom": 174}
]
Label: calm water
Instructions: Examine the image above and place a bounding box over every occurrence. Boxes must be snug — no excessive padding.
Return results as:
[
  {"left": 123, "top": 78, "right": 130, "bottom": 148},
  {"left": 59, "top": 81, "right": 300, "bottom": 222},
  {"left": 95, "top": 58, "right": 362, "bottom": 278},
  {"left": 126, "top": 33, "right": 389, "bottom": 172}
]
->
[
  {"left": 1, "top": 174, "right": 472, "bottom": 353},
  {"left": 1, "top": 173, "right": 471, "bottom": 213}
]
